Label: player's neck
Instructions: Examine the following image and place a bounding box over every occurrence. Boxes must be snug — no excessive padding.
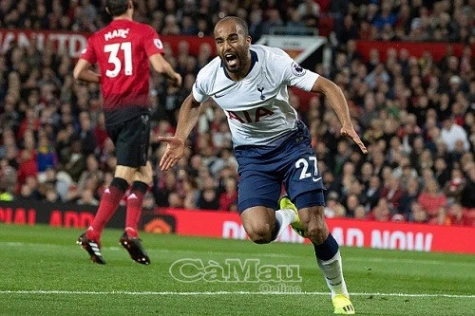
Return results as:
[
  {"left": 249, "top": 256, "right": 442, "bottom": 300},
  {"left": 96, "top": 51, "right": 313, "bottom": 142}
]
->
[
  {"left": 112, "top": 13, "right": 133, "bottom": 21},
  {"left": 113, "top": 16, "right": 133, "bottom": 21}
]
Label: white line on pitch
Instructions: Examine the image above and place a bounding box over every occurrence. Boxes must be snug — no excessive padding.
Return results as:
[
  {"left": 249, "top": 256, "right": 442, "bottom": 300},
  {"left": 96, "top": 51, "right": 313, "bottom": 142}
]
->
[{"left": 0, "top": 290, "right": 473, "bottom": 298}]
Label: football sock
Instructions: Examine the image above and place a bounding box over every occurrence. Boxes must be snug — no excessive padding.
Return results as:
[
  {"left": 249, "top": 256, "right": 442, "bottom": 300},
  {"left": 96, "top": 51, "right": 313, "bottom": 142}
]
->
[
  {"left": 271, "top": 209, "right": 296, "bottom": 240},
  {"left": 87, "top": 177, "right": 129, "bottom": 240},
  {"left": 125, "top": 181, "right": 149, "bottom": 237},
  {"left": 314, "top": 234, "right": 349, "bottom": 299}
]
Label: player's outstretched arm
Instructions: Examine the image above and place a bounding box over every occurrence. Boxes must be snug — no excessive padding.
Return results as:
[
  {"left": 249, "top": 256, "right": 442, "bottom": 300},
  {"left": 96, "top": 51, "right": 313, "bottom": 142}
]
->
[
  {"left": 73, "top": 59, "right": 101, "bottom": 83},
  {"left": 149, "top": 53, "right": 182, "bottom": 87},
  {"left": 158, "top": 94, "right": 203, "bottom": 171},
  {"left": 311, "top": 76, "right": 368, "bottom": 154}
]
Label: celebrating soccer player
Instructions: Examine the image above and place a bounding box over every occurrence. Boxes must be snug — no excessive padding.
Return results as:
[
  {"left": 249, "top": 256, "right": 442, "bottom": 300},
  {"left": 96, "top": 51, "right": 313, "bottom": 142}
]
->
[
  {"left": 73, "top": 0, "right": 182, "bottom": 265},
  {"left": 159, "top": 16, "right": 366, "bottom": 314}
]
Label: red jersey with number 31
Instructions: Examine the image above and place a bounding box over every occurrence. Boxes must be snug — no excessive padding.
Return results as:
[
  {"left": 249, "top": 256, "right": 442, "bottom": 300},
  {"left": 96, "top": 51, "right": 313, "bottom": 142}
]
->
[{"left": 80, "top": 19, "right": 164, "bottom": 124}]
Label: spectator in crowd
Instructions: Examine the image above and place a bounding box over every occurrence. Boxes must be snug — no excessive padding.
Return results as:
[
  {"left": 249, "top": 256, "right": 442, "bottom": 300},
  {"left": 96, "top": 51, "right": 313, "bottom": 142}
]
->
[
  {"left": 460, "top": 165, "right": 475, "bottom": 209},
  {"left": 324, "top": 191, "right": 346, "bottom": 218},
  {"left": 409, "top": 201, "right": 428, "bottom": 224},
  {"left": 197, "top": 187, "right": 220, "bottom": 210},
  {"left": 445, "top": 202, "right": 473, "bottom": 226},
  {"left": 219, "top": 177, "right": 238, "bottom": 212},
  {"left": 77, "top": 189, "right": 99, "bottom": 206},
  {"left": 367, "top": 198, "right": 392, "bottom": 222},
  {"left": 182, "top": 178, "right": 200, "bottom": 209},
  {"left": 440, "top": 115, "right": 470, "bottom": 153},
  {"left": 353, "top": 204, "right": 367, "bottom": 220},
  {"left": 74, "top": 111, "right": 96, "bottom": 156},
  {"left": 399, "top": 177, "right": 421, "bottom": 218},
  {"left": 443, "top": 168, "right": 466, "bottom": 205},
  {"left": 362, "top": 175, "right": 381, "bottom": 211},
  {"left": 344, "top": 193, "right": 360, "bottom": 218},
  {"left": 433, "top": 156, "right": 451, "bottom": 189},
  {"left": 379, "top": 175, "right": 403, "bottom": 211},
  {"left": 418, "top": 178, "right": 448, "bottom": 224}
]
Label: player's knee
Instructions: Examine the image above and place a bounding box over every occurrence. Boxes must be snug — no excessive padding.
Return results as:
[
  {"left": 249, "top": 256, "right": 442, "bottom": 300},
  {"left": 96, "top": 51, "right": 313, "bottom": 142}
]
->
[
  {"left": 246, "top": 224, "right": 273, "bottom": 244},
  {"left": 306, "top": 223, "right": 328, "bottom": 245}
]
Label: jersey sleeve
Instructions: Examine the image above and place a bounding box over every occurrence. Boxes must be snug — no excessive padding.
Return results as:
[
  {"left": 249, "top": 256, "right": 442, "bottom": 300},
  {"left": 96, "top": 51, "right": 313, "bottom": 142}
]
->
[
  {"left": 143, "top": 26, "right": 164, "bottom": 57},
  {"left": 277, "top": 53, "right": 319, "bottom": 92},
  {"left": 192, "top": 69, "right": 210, "bottom": 103},
  {"left": 80, "top": 36, "right": 97, "bottom": 64}
]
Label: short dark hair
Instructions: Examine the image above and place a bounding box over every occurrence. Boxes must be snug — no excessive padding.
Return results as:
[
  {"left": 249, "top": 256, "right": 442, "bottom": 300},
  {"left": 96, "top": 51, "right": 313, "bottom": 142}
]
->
[
  {"left": 215, "top": 16, "right": 249, "bottom": 37},
  {"left": 106, "top": 0, "right": 129, "bottom": 17}
]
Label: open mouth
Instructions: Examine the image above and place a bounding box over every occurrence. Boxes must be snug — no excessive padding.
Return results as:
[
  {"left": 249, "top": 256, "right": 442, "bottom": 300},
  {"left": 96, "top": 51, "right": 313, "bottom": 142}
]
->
[{"left": 224, "top": 53, "right": 238, "bottom": 68}]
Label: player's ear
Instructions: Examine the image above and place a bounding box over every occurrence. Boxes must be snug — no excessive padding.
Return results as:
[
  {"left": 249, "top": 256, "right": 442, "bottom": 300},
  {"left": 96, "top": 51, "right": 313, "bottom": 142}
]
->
[
  {"left": 246, "top": 35, "right": 252, "bottom": 45},
  {"left": 129, "top": 0, "right": 136, "bottom": 10}
]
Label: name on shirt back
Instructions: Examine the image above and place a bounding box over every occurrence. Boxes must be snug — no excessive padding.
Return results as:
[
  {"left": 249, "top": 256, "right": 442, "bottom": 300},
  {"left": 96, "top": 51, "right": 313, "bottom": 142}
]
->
[{"left": 104, "top": 29, "right": 130, "bottom": 41}]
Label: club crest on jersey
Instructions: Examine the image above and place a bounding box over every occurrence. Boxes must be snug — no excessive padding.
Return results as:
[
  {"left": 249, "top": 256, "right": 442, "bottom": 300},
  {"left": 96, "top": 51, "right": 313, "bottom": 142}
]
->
[
  {"left": 154, "top": 39, "right": 163, "bottom": 49},
  {"left": 291, "top": 62, "right": 306, "bottom": 77},
  {"left": 257, "top": 86, "right": 265, "bottom": 100}
]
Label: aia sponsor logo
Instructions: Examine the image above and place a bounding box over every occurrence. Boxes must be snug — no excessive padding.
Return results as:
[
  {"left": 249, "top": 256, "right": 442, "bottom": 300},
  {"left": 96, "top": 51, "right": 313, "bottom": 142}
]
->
[{"left": 225, "top": 106, "right": 274, "bottom": 124}]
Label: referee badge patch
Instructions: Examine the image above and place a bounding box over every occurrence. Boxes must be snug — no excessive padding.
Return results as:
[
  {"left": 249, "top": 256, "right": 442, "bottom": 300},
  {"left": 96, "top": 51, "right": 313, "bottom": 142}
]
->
[{"left": 291, "top": 62, "right": 306, "bottom": 77}]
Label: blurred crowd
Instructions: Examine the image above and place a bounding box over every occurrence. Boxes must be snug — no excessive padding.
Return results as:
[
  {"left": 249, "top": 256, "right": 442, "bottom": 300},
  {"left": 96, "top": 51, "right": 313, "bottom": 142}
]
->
[
  {"left": 0, "top": 0, "right": 474, "bottom": 227},
  {"left": 1, "top": 0, "right": 474, "bottom": 42}
]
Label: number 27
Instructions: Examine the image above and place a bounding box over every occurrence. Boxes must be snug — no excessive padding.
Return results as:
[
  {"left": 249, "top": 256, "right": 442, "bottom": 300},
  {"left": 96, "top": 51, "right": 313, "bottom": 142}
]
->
[{"left": 295, "top": 157, "right": 319, "bottom": 180}]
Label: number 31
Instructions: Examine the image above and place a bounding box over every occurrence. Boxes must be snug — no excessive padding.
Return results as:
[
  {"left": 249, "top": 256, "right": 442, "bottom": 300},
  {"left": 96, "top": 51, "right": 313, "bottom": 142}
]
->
[{"left": 104, "top": 42, "right": 132, "bottom": 78}]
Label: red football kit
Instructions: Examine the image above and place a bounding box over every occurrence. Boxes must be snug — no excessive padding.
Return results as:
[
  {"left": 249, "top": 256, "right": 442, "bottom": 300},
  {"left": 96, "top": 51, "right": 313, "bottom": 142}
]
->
[{"left": 80, "top": 19, "right": 164, "bottom": 125}]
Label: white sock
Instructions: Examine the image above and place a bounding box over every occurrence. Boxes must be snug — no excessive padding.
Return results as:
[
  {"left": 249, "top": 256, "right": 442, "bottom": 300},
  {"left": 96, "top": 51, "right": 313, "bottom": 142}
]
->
[
  {"left": 317, "top": 250, "right": 349, "bottom": 299},
  {"left": 273, "top": 209, "right": 296, "bottom": 239}
]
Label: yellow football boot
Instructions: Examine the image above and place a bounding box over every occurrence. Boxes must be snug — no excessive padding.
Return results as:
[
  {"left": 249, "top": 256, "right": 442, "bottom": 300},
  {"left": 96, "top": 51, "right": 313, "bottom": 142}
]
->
[
  {"left": 278, "top": 196, "right": 306, "bottom": 237},
  {"left": 332, "top": 294, "right": 355, "bottom": 315}
]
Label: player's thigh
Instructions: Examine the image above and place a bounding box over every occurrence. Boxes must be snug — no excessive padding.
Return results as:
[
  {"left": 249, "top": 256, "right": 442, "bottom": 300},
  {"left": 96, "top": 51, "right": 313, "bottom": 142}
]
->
[
  {"left": 114, "top": 165, "right": 136, "bottom": 183},
  {"left": 237, "top": 168, "right": 281, "bottom": 213},
  {"left": 134, "top": 161, "right": 153, "bottom": 185},
  {"left": 240, "top": 206, "right": 276, "bottom": 237},
  {"left": 115, "top": 114, "right": 151, "bottom": 168},
  {"left": 296, "top": 190, "right": 326, "bottom": 225}
]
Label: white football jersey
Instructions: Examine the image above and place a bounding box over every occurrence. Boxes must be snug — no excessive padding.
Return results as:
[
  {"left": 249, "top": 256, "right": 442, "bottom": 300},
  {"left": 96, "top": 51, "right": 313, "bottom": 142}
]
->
[{"left": 192, "top": 45, "right": 319, "bottom": 147}]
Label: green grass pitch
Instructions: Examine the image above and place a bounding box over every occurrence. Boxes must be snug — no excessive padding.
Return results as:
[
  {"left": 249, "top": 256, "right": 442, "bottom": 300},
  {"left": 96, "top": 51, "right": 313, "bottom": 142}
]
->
[{"left": 1, "top": 224, "right": 474, "bottom": 315}]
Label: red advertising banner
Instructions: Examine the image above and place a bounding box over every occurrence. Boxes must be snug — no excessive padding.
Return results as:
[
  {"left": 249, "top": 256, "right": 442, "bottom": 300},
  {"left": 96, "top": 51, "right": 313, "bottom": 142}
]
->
[
  {"left": 3, "top": 28, "right": 471, "bottom": 66},
  {"left": 355, "top": 40, "right": 473, "bottom": 63},
  {"left": 0, "top": 200, "right": 176, "bottom": 231},
  {"left": 0, "top": 201, "right": 475, "bottom": 254},
  {"left": 157, "top": 208, "right": 475, "bottom": 254},
  {"left": 0, "top": 200, "right": 124, "bottom": 228},
  {"left": 2, "top": 201, "right": 475, "bottom": 254},
  {"left": 0, "top": 29, "right": 215, "bottom": 58}
]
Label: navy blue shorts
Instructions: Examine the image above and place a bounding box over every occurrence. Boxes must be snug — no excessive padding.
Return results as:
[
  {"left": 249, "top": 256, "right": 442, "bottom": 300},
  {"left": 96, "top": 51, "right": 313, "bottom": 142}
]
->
[{"left": 235, "top": 121, "right": 325, "bottom": 212}]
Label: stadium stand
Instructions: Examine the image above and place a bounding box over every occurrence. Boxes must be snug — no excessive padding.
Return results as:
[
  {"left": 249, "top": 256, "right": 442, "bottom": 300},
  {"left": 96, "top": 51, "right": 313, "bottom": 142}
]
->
[{"left": 0, "top": 0, "right": 474, "bottom": 227}]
